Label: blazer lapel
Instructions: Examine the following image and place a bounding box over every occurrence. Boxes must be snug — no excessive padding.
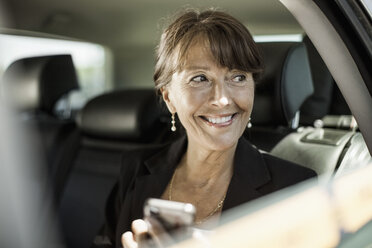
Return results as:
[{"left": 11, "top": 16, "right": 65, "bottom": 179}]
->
[
  {"left": 223, "top": 138, "right": 271, "bottom": 211},
  {"left": 130, "top": 172, "right": 172, "bottom": 219},
  {"left": 130, "top": 136, "right": 270, "bottom": 218},
  {"left": 130, "top": 137, "right": 187, "bottom": 219}
]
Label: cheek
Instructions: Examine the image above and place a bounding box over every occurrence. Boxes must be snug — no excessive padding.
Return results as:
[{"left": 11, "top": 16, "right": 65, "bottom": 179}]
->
[
  {"left": 234, "top": 87, "right": 254, "bottom": 113},
  {"left": 185, "top": 89, "right": 208, "bottom": 107},
  {"left": 174, "top": 87, "right": 208, "bottom": 114}
]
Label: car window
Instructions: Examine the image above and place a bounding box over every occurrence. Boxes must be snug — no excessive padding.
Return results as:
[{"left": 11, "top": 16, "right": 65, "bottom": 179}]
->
[
  {"left": 0, "top": 34, "right": 113, "bottom": 111},
  {"left": 253, "top": 34, "right": 303, "bottom": 42},
  {"left": 360, "top": 0, "right": 372, "bottom": 18}
]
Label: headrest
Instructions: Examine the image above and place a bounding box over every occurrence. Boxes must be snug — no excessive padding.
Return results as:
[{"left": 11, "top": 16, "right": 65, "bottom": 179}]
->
[
  {"left": 78, "top": 89, "right": 168, "bottom": 140},
  {"left": 2, "top": 54, "right": 79, "bottom": 115},
  {"left": 251, "top": 42, "right": 314, "bottom": 127}
]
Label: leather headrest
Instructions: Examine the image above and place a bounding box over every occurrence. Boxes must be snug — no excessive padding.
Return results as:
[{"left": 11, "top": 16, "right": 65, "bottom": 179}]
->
[
  {"left": 2, "top": 54, "right": 79, "bottom": 115},
  {"left": 78, "top": 89, "right": 167, "bottom": 140},
  {"left": 252, "top": 42, "right": 314, "bottom": 126}
]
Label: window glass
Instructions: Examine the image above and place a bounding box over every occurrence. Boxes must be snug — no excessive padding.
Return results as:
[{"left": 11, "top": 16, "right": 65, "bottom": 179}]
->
[
  {"left": 253, "top": 34, "right": 303, "bottom": 42},
  {"left": 0, "top": 34, "right": 113, "bottom": 111},
  {"left": 360, "top": 0, "right": 372, "bottom": 18}
]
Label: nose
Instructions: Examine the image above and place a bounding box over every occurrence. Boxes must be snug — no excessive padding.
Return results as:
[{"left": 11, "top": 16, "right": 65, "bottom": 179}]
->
[{"left": 210, "top": 80, "right": 231, "bottom": 108}]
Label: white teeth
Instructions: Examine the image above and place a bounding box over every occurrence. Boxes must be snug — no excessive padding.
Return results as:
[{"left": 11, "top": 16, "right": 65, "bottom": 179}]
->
[{"left": 207, "top": 115, "right": 232, "bottom": 124}]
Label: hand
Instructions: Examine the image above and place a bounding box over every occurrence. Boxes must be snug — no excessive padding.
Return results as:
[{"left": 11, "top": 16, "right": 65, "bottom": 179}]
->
[
  {"left": 121, "top": 219, "right": 149, "bottom": 248},
  {"left": 121, "top": 218, "right": 174, "bottom": 248}
]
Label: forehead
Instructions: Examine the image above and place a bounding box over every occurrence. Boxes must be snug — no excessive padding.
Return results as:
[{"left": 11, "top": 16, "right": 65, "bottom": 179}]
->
[{"left": 176, "top": 36, "right": 220, "bottom": 71}]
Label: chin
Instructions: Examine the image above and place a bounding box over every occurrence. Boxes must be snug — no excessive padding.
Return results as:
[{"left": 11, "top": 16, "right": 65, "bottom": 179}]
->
[{"left": 203, "top": 135, "right": 240, "bottom": 151}]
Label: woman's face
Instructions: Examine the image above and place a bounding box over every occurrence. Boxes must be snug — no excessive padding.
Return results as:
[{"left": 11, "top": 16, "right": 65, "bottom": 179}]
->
[{"left": 162, "top": 39, "right": 255, "bottom": 151}]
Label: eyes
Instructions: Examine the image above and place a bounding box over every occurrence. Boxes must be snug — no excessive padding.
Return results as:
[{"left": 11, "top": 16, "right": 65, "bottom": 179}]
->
[
  {"left": 191, "top": 75, "right": 208, "bottom": 83},
  {"left": 232, "top": 75, "right": 246, "bottom": 82},
  {"left": 190, "top": 73, "right": 247, "bottom": 86}
]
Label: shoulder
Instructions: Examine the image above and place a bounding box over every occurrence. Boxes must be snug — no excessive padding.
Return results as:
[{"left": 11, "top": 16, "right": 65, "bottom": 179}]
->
[
  {"left": 262, "top": 152, "right": 316, "bottom": 177},
  {"left": 260, "top": 151, "right": 317, "bottom": 190},
  {"left": 119, "top": 136, "right": 187, "bottom": 177},
  {"left": 121, "top": 143, "right": 168, "bottom": 163},
  {"left": 114, "top": 142, "right": 174, "bottom": 205},
  {"left": 239, "top": 136, "right": 316, "bottom": 180},
  {"left": 119, "top": 142, "right": 171, "bottom": 174},
  {"left": 235, "top": 137, "right": 316, "bottom": 189}
]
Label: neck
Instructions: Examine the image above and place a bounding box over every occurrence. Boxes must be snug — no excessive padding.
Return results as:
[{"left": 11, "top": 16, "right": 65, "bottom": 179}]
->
[{"left": 178, "top": 137, "right": 237, "bottom": 185}]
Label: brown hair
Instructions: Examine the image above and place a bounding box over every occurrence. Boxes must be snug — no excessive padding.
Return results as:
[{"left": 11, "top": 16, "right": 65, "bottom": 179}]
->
[{"left": 153, "top": 9, "right": 263, "bottom": 93}]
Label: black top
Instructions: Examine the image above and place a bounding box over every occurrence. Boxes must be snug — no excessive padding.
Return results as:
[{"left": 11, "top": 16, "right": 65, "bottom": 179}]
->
[{"left": 103, "top": 136, "right": 316, "bottom": 247}]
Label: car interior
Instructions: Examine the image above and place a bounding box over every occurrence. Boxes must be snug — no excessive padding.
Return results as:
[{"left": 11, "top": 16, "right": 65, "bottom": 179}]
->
[{"left": 0, "top": 0, "right": 371, "bottom": 247}]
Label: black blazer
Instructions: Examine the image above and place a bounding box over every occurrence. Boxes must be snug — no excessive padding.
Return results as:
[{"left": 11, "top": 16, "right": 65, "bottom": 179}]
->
[{"left": 103, "top": 136, "right": 316, "bottom": 247}]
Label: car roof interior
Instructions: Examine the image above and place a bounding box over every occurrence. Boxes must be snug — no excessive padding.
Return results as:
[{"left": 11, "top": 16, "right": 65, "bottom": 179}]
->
[{"left": 1, "top": 0, "right": 303, "bottom": 88}]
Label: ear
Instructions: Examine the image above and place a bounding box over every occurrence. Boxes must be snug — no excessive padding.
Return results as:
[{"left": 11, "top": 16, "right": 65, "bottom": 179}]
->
[
  {"left": 160, "top": 86, "right": 177, "bottom": 113},
  {"left": 161, "top": 86, "right": 176, "bottom": 113}
]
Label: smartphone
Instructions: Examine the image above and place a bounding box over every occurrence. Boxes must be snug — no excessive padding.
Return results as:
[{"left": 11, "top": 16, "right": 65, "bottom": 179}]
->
[{"left": 144, "top": 198, "right": 196, "bottom": 234}]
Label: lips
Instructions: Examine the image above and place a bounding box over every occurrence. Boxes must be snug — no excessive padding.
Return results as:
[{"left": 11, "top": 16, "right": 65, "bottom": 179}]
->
[
  {"left": 206, "top": 115, "right": 232, "bottom": 124},
  {"left": 199, "top": 113, "right": 237, "bottom": 126}
]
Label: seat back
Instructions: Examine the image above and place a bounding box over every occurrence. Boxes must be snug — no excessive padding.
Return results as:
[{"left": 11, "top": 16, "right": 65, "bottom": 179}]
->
[
  {"left": 58, "top": 89, "right": 179, "bottom": 248},
  {"left": 77, "top": 89, "right": 177, "bottom": 146},
  {"left": 248, "top": 42, "right": 314, "bottom": 151}
]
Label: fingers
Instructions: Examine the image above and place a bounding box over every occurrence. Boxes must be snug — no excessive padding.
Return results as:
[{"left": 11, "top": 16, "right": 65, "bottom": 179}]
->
[
  {"left": 122, "top": 219, "right": 149, "bottom": 248},
  {"left": 146, "top": 217, "right": 174, "bottom": 247},
  {"left": 145, "top": 217, "right": 166, "bottom": 237},
  {"left": 122, "top": 231, "right": 137, "bottom": 248},
  {"left": 132, "top": 219, "right": 149, "bottom": 242}
]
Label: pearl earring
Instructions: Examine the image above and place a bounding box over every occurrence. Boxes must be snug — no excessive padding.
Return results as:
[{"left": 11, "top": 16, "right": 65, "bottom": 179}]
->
[
  {"left": 171, "top": 113, "right": 176, "bottom": 132},
  {"left": 248, "top": 117, "right": 252, "bottom": 128}
]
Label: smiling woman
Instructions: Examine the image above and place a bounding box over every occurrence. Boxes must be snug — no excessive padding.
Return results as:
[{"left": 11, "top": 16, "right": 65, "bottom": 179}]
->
[
  {"left": 162, "top": 36, "right": 256, "bottom": 151},
  {"left": 1, "top": 0, "right": 372, "bottom": 247},
  {"left": 98, "top": 9, "right": 317, "bottom": 248}
]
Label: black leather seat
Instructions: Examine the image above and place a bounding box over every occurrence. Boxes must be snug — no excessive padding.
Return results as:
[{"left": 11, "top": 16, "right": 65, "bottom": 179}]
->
[
  {"left": 248, "top": 42, "right": 314, "bottom": 151},
  {"left": 58, "top": 89, "right": 178, "bottom": 248},
  {"left": 76, "top": 89, "right": 178, "bottom": 146}
]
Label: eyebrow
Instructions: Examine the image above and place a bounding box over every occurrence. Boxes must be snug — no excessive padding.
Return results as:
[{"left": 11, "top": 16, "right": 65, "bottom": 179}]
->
[{"left": 184, "top": 65, "right": 211, "bottom": 71}]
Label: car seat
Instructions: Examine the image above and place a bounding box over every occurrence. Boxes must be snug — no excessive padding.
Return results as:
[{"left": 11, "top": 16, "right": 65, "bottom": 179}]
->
[
  {"left": 58, "top": 89, "right": 179, "bottom": 248},
  {"left": 248, "top": 42, "right": 314, "bottom": 151},
  {"left": 271, "top": 37, "right": 371, "bottom": 180}
]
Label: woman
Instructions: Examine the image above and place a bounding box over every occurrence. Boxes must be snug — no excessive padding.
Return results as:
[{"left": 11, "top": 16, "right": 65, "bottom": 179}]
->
[{"left": 103, "top": 9, "right": 316, "bottom": 248}]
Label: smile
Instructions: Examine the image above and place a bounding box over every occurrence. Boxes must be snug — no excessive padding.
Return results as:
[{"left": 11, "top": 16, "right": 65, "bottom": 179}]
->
[{"left": 199, "top": 113, "right": 237, "bottom": 127}]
